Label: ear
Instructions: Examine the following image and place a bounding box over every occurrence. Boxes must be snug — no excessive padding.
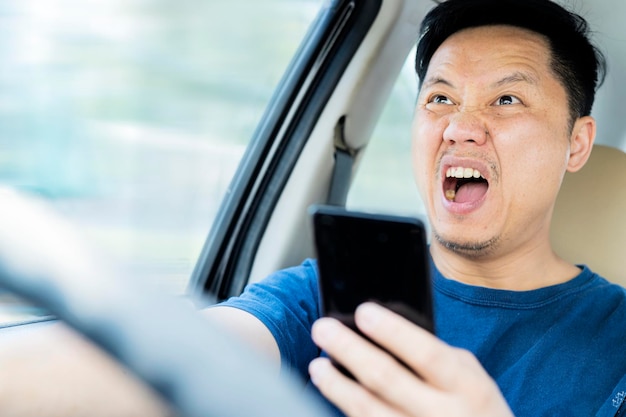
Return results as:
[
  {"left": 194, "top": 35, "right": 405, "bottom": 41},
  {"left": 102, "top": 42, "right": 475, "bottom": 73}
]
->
[{"left": 566, "top": 115, "right": 596, "bottom": 173}]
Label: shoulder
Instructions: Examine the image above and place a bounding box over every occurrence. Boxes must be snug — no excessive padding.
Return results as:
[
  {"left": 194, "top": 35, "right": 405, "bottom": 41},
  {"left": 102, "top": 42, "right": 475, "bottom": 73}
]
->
[
  {"left": 572, "top": 267, "right": 626, "bottom": 344},
  {"left": 572, "top": 266, "right": 626, "bottom": 310},
  {"left": 250, "top": 259, "right": 319, "bottom": 295},
  {"left": 223, "top": 258, "right": 320, "bottom": 316},
  {"left": 582, "top": 266, "right": 626, "bottom": 299}
]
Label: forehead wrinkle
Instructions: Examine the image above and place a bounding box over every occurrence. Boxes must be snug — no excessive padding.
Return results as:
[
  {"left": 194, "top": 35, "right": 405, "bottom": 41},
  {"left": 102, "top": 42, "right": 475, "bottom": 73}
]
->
[
  {"left": 421, "top": 69, "right": 539, "bottom": 93},
  {"left": 491, "top": 71, "right": 539, "bottom": 89}
]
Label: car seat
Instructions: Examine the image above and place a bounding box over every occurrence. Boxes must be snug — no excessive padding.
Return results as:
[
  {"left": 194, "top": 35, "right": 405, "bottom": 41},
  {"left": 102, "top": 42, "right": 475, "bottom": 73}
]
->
[{"left": 551, "top": 144, "right": 626, "bottom": 287}]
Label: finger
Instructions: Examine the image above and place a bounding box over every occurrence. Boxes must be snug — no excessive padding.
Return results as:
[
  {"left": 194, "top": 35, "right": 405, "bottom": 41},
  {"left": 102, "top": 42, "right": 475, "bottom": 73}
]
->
[
  {"left": 354, "top": 302, "right": 482, "bottom": 391},
  {"left": 308, "top": 357, "right": 404, "bottom": 417},
  {"left": 311, "top": 317, "right": 440, "bottom": 413}
]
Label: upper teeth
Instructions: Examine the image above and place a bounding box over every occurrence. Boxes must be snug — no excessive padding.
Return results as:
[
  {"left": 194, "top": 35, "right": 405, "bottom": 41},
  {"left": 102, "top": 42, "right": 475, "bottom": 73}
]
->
[{"left": 446, "top": 167, "right": 484, "bottom": 179}]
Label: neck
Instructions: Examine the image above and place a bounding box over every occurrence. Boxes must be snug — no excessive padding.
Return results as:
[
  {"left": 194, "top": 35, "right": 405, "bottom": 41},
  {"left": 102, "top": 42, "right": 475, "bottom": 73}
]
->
[{"left": 430, "top": 238, "right": 581, "bottom": 290}]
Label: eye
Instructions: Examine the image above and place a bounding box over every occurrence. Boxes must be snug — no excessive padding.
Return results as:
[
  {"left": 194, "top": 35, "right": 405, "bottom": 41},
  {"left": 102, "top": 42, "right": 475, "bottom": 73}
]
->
[
  {"left": 494, "top": 95, "right": 521, "bottom": 106},
  {"left": 429, "top": 94, "right": 454, "bottom": 105}
]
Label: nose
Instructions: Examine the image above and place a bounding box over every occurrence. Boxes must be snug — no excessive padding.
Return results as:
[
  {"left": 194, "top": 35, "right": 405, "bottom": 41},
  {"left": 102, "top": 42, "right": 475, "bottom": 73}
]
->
[{"left": 443, "top": 109, "right": 489, "bottom": 146}]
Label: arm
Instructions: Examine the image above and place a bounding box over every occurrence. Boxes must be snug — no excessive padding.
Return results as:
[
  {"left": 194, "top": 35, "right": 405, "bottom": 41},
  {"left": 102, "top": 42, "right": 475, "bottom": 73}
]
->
[
  {"left": 202, "top": 305, "right": 281, "bottom": 368},
  {"left": 309, "top": 302, "right": 514, "bottom": 417}
]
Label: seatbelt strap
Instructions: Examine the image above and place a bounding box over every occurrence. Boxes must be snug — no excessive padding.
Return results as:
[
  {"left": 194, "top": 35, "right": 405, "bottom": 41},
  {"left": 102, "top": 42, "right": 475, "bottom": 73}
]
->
[{"left": 327, "top": 116, "right": 358, "bottom": 206}]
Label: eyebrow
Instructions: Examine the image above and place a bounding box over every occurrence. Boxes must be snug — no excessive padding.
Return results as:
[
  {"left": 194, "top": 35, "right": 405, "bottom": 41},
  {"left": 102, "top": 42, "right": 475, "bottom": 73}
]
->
[
  {"left": 421, "top": 76, "right": 454, "bottom": 90},
  {"left": 491, "top": 71, "right": 538, "bottom": 88}
]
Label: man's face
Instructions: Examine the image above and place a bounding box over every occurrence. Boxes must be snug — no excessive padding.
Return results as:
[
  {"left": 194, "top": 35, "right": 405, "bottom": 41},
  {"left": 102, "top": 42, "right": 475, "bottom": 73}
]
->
[{"left": 412, "top": 25, "right": 574, "bottom": 259}]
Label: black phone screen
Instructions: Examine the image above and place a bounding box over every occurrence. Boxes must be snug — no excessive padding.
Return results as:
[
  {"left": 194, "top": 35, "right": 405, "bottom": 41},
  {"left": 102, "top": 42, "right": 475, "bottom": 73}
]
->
[{"left": 311, "top": 205, "right": 434, "bottom": 335}]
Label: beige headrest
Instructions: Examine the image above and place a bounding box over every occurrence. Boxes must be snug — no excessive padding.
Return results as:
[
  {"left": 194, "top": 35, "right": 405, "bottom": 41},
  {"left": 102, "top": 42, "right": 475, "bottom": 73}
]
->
[{"left": 551, "top": 145, "right": 626, "bottom": 286}]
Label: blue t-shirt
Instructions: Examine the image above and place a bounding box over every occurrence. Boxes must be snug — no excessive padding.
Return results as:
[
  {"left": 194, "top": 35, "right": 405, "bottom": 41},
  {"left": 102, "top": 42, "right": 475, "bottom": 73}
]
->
[{"left": 222, "top": 259, "right": 626, "bottom": 417}]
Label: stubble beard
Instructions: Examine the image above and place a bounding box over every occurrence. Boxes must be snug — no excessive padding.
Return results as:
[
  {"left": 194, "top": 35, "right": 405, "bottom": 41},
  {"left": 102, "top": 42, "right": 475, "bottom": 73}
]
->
[{"left": 433, "top": 230, "right": 501, "bottom": 259}]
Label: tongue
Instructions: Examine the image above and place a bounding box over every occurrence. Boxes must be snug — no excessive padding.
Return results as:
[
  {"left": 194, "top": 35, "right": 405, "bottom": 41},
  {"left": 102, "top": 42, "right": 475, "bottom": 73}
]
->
[{"left": 455, "top": 182, "right": 488, "bottom": 204}]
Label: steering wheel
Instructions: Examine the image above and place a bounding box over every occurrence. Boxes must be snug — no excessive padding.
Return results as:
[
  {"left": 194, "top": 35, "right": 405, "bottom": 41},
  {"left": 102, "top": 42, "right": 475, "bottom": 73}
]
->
[{"left": 0, "top": 188, "right": 330, "bottom": 417}]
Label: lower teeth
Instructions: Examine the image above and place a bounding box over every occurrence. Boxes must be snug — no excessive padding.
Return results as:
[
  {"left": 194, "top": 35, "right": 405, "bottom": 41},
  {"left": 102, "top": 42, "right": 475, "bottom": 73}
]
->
[{"left": 445, "top": 189, "right": 456, "bottom": 201}]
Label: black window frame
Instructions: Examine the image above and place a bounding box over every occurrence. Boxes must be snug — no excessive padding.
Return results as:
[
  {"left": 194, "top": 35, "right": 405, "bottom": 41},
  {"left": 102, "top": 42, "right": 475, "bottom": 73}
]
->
[{"left": 188, "top": 0, "right": 382, "bottom": 300}]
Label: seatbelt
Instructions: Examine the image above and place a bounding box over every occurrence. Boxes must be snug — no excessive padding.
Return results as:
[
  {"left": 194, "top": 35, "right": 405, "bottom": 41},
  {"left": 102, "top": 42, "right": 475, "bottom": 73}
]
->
[{"left": 327, "top": 116, "right": 359, "bottom": 206}]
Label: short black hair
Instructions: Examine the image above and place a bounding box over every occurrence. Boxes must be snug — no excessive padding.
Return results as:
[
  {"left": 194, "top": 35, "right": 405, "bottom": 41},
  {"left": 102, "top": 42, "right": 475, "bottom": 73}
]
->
[{"left": 416, "top": 0, "right": 607, "bottom": 122}]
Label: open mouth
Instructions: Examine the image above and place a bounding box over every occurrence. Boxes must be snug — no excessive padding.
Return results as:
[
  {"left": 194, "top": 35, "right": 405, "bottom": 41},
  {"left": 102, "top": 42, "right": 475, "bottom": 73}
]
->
[{"left": 443, "top": 166, "right": 489, "bottom": 204}]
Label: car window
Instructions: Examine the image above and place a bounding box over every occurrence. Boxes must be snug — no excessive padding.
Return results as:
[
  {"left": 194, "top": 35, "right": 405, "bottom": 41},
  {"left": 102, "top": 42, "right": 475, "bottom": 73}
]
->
[
  {"left": 0, "top": 0, "right": 321, "bottom": 326},
  {"left": 347, "top": 51, "right": 429, "bottom": 229}
]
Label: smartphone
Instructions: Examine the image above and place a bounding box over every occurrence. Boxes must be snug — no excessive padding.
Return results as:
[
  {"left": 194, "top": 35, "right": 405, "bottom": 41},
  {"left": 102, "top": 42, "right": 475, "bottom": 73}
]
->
[{"left": 311, "top": 205, "right": 435, "bottom": 346}]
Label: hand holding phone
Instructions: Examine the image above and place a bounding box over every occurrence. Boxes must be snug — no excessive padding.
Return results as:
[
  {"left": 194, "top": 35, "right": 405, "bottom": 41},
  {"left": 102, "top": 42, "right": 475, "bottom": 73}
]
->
[{"left": 310, "top": 205, "right": 434, "bottom": 376}]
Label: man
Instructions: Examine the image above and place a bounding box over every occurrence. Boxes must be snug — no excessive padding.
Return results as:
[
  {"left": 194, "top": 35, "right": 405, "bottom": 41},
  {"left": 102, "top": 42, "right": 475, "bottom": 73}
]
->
[
  {"left": 218, "top": 0, "right": 626, "bottom": 416},
  {"left": 1, "top": 0, "right": 625, "bottom": 416}
]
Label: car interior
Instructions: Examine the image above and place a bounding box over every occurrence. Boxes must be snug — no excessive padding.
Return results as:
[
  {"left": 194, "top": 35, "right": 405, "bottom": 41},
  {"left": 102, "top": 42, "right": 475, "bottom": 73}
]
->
[
  {"left": 552, "top": 144, "right": 626, "bottom": 285},
  {"left": 0, "top": 0, "right": 625, "bottom": 415}
]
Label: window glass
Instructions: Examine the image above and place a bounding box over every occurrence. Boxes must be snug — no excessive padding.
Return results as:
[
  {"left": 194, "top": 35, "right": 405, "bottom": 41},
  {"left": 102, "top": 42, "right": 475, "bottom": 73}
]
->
[
  {"left": 347, "top": 51, "right": 429, "bottom": 229},
  {"left": 0, "top": 0, "right": 321, "bottom": 325}
]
